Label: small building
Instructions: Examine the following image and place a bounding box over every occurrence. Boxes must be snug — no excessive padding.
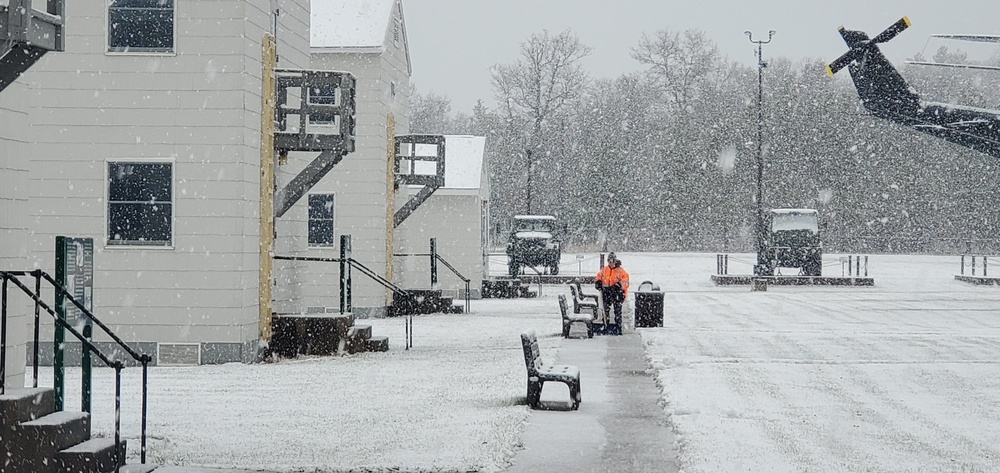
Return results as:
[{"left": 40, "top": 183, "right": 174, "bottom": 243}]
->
[
  {"left": 394, "top": 135, "right": 491, "bottom": 299},
  {"left": 272, "top": 0, "right": 412, "bottom": 317}
]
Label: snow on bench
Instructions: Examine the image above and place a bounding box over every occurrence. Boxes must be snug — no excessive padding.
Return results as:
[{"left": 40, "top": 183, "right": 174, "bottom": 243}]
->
[
  {"left": 520, "top": 329, "right": 581, "bottom": 410},
  {"left": 558, "top": 294, "right": 593, "bottom": 338}
]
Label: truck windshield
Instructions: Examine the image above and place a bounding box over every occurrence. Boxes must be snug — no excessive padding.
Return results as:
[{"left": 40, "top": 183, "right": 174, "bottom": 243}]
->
[
  {"left": 515, "top": 220, "right": 552, "bottom": 232},
  {"left": 772, "top": 213, "right": 819, "bottom": 232}
]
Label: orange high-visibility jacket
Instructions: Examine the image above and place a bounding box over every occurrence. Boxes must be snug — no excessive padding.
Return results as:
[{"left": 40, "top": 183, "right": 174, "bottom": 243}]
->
[{"left": 596, "top": 265, "right": 630, "bottom": 299}]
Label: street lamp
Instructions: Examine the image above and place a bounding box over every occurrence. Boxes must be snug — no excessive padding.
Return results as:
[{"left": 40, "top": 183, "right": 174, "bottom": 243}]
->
[
  {"left": 745, "top": 29, "right": 774, "bottom": 276},
  {"left": 524, "top": 148, "right": 534, "bottom": 214}
]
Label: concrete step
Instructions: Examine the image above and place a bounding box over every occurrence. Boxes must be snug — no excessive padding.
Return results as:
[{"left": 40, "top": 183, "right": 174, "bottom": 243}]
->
[
  {"left": 0, "top": 387, "right": 55, "bottom": 425},
  {"left": 271, "top": 313, "right": 355, "bottom": 357},
  {"left": 344, "top": 324, "right": 373, "bottom": 354},
  {"left": 365, "top": 336, "right": 389, "bottom": 352},
  {"left": 20, "top": 410, "right": 91, "bottom": 452},
  {"left": 57, "top": 437, "right": 125, "bottom": 473},
  {"left": 116, "top": 464, "right": 158, "bottom": 473}
]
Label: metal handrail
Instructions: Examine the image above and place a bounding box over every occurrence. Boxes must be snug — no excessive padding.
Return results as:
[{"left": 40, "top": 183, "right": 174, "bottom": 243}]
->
[
  {"left": 273, "top": 255, "right": 410, "bottom": 297},
  {"left": 393, "top": 252, "right": 471, "bottom": 313},
  {"left": 1, "top": 270, "right": 151, "bottom": 471}
]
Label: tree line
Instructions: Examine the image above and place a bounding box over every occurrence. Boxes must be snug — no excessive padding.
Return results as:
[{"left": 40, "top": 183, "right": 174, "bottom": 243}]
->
[{"left": 410, "top": 29, "right": 1000, "bottom": 255}]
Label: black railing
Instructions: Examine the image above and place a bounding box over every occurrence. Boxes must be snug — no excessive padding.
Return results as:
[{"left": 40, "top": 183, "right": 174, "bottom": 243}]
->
[
  {"left": 273, "top": 254, "right": 414, "bottom": 349},
  {"left": 273, "top": 255, "right": 410, "bottom": 296},
  {"left": 393, "top": 252, "right": 471, "bottom": 314},
  {"left": 1, "top": 270, "right": 151, "bottom": 472}
]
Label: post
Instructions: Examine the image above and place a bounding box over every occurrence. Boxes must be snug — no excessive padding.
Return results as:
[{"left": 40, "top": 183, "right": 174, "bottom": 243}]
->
[
  {"left": 855, "top": 255, "right": 860, "bottom": 277},
  {"left": 864, "top": 256, "right": 869, "bottom": 277},
  {"left": 973, "top": 256, "right": 977, "bottom": 276},
  {"left": 985, "top": 256, "right": 989, "bottom": 277},
  {"left": 430, "top": 238, "right": 438, "bottom": 287},
  {"left": 848, "top": 255, "right": 853, "bottom": 276},
  {"left": 961, "top": 254, "right": 965, "bottom": 275},
  {"left": 1, "top": 275, "right": 7, "bottom": 395},
  {"left": 340, "top": 235, "right": 352, "bottom": 313},
  {"left": 746, "top": 30, "right": 775, "bottom": 275},
  {"left": 259, "top": 33, "right": 277, "bottom": 347},
  {"left": 32, "top": 271, "right": 40, "bottom": 388},
  {"left": 525, "top": 149, "right": 533, "bottom": 214}
]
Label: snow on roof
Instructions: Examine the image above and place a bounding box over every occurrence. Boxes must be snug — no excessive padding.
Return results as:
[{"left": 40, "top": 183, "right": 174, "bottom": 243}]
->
[
  {"left": 770, "top": 208, "right": 817, "bottom": 215},
  {"left": 311, "top": 0, "right": 396, "bottom": 49},
  {"left": 443, "top": 135, "right": 486, "bottom": 189}
]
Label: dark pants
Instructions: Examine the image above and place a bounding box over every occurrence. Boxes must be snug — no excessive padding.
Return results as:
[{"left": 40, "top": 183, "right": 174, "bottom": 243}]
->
[{"left": 600, "top": 286, "right": 624, "bottom": 334}]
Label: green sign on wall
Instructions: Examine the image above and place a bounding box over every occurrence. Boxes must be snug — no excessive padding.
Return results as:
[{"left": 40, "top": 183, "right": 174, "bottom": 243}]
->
[{"left": 54, "top": 236, "right": 94, "bottom": 411}]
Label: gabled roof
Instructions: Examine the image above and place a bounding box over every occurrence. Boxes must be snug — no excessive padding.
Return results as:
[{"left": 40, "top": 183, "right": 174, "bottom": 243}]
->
[
  {"left": 443, "top": 135, "right": 486, "bottom": 189},
  {"left": 311, "top": 0, "right": 411, "bottom": 74}
]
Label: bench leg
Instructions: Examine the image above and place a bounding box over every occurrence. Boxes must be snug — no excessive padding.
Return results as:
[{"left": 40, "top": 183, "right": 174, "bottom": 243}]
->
[
  {"left": 527, "top": 380, "right": 542, "bottom": 408},
  {"left": 569, "top": 379, "right": 581, "bottom": 410},
  {"left": 585, "top": 322, "right": 593, "bottom": 339},
  {"left": 562, "top": 322, "right": 570, "bottom": 338}
]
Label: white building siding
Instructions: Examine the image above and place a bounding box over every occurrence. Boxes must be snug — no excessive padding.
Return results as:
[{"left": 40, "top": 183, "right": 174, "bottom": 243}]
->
[
  {"left": 0, "top": 79, "right": 30, "bottom": 389},
  {"left": 394, "top": 194, "right": 484, "bottom": 298},
  {"left": 23, "top": 0, "right": 311, "bottom": 363}
]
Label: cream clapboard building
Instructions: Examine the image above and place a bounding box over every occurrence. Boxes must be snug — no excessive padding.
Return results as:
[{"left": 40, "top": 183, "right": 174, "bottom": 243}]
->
[
  {"left": 273, "top": 0, "right": 412, "bottom": 317},
  {"left": 2, "top": 0, "right": 489, "bottom": 367},
  {"left": 18, "top": 0, "right": 313, "bottom": 365},
  {"left": 394, "top": 135, "right": 491, "bottom": 299},
  {"left": 1, "top": 74, "right": 31, "bottom": 388}
]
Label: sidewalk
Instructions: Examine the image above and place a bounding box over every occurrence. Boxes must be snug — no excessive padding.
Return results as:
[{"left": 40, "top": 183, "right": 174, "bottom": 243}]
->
[
  {"left": 118, "top": 331, "right": 679, "bottom": 473},
  {"left": 504, "top": 332, "right": 680, "bottom": 473}
]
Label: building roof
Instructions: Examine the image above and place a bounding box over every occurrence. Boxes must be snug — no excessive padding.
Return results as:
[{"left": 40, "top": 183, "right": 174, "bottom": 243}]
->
[
  {"left": 311, "top": 0, "right": 396, "bottom": 49},
  {"left": 443, "top": 135, "right": 486, "bottom": 189}
]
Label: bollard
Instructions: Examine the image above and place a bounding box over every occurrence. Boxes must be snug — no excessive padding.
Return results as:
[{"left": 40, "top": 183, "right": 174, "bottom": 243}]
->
[
  {"left": 848, "top": 255, "right": 853, "bottom": 276},
  {"left": 855, "top": 255, "right": 860, "bottom": 277},
  {"left": 986, "top": 256, "right": 989, "bottom": 277},
  {"left": 973, "top": 256, "right": 977, "bottom": 276},
  {"left": 961, "top": 254, "right": 965, "bottom": 275},
  {"left": 864, "top": 256, "right": 868, "bottom": 277}
]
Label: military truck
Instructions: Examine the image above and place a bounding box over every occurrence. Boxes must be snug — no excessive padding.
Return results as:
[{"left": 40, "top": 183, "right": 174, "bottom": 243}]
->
[
  {"left": 506, "top": 215, "right": 561, "bottom": 276},
  {"left": 762, "top": 208, "right": 823, "bottom": 276}
]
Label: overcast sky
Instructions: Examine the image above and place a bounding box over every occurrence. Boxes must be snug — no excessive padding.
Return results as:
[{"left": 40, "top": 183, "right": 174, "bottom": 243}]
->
[{"left": 403, "top": 0, "right": 1000, "bottom": 113}]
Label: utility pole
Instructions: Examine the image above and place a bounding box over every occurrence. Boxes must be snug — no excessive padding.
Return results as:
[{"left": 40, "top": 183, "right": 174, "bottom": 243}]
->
[
  {"left": 745, "top": 30, "right": 774, "bottom": 276},
  {"left": 525, "top": 148, "right": 533, "bottom": 214}
]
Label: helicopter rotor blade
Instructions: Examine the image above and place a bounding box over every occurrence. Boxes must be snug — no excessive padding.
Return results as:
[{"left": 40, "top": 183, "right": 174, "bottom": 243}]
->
[
  {"left": 826, "top": 48, "right": 861, "bottom": 76},
  {"left": 871, "top": 16, "right": 911, "bottom": 44}
]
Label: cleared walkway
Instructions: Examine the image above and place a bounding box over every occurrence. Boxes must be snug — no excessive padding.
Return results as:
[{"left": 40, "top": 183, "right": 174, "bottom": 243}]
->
[{"left": 504, "top": 332, "right": 680, "bottom": 473}]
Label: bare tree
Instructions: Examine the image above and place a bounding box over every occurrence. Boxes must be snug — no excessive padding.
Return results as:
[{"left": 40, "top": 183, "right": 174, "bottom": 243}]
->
[
  {"left": 632, "top": 28, "right": 719, "bottom": 113},
  {"left": 491, "top": 29, "right": 592, "bottom": 214}
]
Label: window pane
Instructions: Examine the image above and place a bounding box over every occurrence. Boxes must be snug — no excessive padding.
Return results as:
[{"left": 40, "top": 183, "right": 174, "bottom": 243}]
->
[
  {"left": 108, "top": 162, "right": 171, "bottom": 202},
  {"left": 308, "top": 220, "right": 334, "bottom": 246},
  {"left": 308, "top": 194, "right": 335, "bottom": 246},
  {"left": 107, "top": 162, "right": 173, "bottom": 246},
  {"left": 108, "top": 202, "right": 172, "bottom": 245},
  {"left": 308, "top": 194, "right": 334, "bottom": 219},
  {"left": 108, "top": 0, "right": 174, "bottom": 52}
]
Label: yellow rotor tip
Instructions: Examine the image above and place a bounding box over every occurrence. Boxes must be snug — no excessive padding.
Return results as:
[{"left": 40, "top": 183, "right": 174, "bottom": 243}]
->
[
  {"left": 825, "top": 65, "right": 834, "bottom": 77},
  {"left": 903, "top": 16, "right": 911, "bottom": 27}
]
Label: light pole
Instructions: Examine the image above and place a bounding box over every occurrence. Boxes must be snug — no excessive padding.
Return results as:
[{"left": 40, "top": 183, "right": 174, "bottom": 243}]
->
[
  {"left": 745, "top": 29, "right": 774, "bottom": 276},
  {"left": 524, "top": 148, "right": 534, "bottom": 214}
]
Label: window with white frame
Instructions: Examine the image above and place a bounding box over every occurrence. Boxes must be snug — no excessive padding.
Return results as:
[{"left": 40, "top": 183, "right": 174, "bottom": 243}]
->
[
  {"left": 108, "top": 0, "right": 175, "bottom": 53},
  {"left": 308, "top": 84, "right": 337, "bottom": 125},
  {"left": 107, "top": 161, "right": 173, "bottom": 246},
  {"left": 308, "top": 194, "right": 335, "bottom": 247}
]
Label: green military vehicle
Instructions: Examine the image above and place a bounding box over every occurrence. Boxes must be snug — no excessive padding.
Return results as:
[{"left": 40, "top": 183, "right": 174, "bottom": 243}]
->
[
  {"left": 506, "top": 215, "right": 561, "bottom": 276},
  {"left": 762, "top": 208, "right": 823, "bottom": 276}
]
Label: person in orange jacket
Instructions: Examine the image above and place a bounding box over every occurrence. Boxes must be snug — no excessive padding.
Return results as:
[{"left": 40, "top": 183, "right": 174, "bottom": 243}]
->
[{"left": 595, "top": 252, "right": 630, "bottom": 334}]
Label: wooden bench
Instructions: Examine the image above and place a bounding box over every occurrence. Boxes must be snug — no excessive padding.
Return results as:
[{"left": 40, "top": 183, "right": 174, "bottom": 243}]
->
[
  {"left": 568, "top": 283, "right": 599, "bottom": 316},
  {"left": 558, "top": 294, "right": 593, "bottom": 338},
  {"left": 520, "top": 329, "right": 581, "bottom": 410}
]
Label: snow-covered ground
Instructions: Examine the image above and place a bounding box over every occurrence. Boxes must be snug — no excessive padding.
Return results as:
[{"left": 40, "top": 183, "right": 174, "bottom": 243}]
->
[{"left": 34, "top": 253, "right": 1000, "bottom": 472}]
